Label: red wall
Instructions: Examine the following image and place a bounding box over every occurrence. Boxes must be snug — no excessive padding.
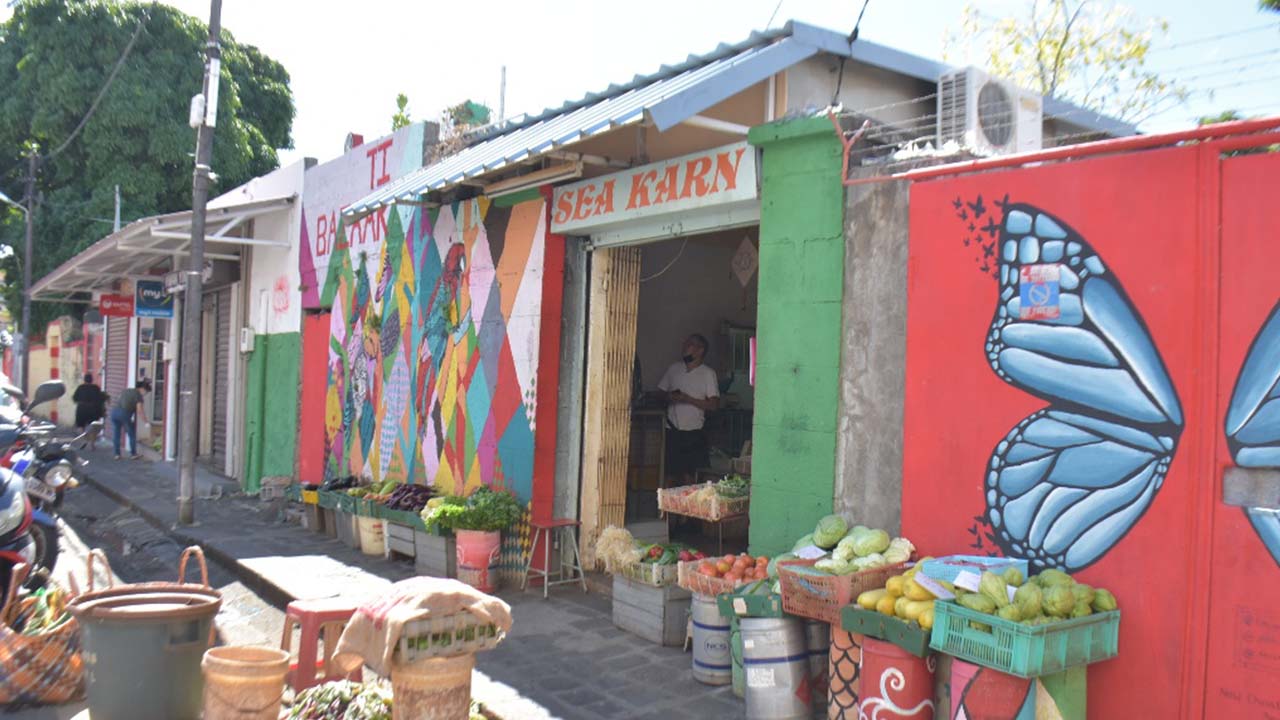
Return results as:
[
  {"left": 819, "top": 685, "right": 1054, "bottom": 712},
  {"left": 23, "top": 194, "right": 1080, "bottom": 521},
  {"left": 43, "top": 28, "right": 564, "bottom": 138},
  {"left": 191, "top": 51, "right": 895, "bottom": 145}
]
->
[
  {"left": 903, "top": 143, "right": 1280, "bottom": 719},
  {"left": 297, "top": 312, "right": 330, "bottom": 483}
]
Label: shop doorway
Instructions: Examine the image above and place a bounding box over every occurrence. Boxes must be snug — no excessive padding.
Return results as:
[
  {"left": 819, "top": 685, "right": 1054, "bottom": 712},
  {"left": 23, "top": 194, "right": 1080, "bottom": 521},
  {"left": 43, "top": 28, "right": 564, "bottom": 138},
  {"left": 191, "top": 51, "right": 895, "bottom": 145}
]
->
[{"left": 580, "top": 227, "right": 759, "bottom": 553}]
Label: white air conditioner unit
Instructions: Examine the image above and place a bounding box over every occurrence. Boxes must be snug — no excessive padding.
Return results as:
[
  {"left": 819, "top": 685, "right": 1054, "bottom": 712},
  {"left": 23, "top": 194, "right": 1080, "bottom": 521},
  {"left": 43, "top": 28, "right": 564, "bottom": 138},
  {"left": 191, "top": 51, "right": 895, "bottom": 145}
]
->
[
  {"left": 938, "top": 67, "right": 1043, "bottom": 156},
  {"left": 239, "top": 327, "right": 255, "bottom": 354}
]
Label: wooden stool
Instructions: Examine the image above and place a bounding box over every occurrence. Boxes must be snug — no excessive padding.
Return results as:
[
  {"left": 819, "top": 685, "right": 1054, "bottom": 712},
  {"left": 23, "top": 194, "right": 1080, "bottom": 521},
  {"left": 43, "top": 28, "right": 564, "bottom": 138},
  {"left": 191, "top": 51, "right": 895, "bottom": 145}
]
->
[
  {"left": 521, "top": 519, "right": 588, "bottom": 599},
  {"left": 281, "top": 597, "right": 363, "bottom": 693}
]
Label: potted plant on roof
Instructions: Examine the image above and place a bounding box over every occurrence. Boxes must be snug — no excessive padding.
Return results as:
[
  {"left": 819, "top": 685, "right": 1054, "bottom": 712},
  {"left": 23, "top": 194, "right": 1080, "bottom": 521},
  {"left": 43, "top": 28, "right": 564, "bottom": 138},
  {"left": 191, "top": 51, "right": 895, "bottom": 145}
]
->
[{"left": 423, "top": 486, "right": 524, "bottom": 593}]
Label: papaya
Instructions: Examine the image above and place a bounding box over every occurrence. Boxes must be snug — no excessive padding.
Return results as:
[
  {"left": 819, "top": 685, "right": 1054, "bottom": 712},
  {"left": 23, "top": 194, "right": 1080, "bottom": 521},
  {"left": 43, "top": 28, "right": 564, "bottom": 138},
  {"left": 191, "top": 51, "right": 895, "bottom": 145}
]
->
[
  {"left": 876, "top": 593, "right": 897, "bottom": 617},
  {"left": 919, "top": 607, "right": 935, "bottom": 630},
  {"left": 858, "top": 588, "right": 887, "bottom": 610},
  {"left": 885, "top": 575, "right": 906, "bottom": 597},
  {"left": 894, "top": 596, "right": 912, "bottom": 618},
  {"left": 904, "top": 578, "right": 934, "bottom": 601},
  {"left": 902, "top": 599, "right": 934, "bottom": 621}
]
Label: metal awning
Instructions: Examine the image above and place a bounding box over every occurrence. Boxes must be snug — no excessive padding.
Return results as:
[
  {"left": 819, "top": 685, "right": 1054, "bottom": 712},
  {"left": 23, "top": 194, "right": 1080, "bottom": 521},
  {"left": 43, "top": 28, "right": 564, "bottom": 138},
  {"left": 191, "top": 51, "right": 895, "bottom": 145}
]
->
[
  {"left": 31, "top": 195, "right": 295, "bottom": 301},
  {"left": 344, "top": 21, "right": 1137, "bottom": 222}
]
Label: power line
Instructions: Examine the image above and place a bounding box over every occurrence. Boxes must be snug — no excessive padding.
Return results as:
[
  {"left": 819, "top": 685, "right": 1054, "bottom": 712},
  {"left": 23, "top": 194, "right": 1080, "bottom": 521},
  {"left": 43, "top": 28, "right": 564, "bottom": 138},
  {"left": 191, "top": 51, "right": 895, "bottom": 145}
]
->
[
  {"left": 1145, "top": 22, "right": 1280, "bottom": 55},
  {"left": 43, "top": 8, "right": 151, "bottom": 161},
  {"left": 765, "top": 0, "right": 784, "bottom": 30}
]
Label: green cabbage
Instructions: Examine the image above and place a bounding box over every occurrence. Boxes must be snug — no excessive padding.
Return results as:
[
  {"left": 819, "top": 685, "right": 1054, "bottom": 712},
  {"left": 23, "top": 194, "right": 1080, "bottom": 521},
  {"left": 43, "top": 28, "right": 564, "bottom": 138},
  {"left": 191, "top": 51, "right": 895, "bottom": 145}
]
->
[
  {"left": 851, "top": 528, "right": 891, "bottom": 557},
  {"left": 833, "top": 536, "right": 859, "bottom": 562},
  {"left": 814, "top": 558, "right": 841, "bottom": 574},
  {"left": 793, "top": 533, "right": 816, "bottom": 551},
  {"left": 813, "top": 515, "right": 849, "bottom": 549},
  {"left": 767, "top": 552, "right": 797, "bottom": 579},
  {"left": 851, "top": 552, "right": 886, "bottom": 571},
  {"left": 883, "top": 537, "right": 915, "bottom": 564},
  {"left": 845, "top": 524, "right": 870, "bottom": 540}
]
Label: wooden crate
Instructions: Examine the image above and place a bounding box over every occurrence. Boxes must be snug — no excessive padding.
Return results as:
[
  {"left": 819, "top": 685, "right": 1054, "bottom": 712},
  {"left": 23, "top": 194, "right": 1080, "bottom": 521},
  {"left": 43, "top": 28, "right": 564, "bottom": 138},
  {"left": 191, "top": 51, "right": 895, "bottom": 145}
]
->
[
  {"left": 612, "top": 574, "right": 691, "bottom": 647},
  {"left": 302, "top": 503, "right": 325, "bottom": 533},
  {"left": 320, "top": 508, "right": 338, "bottom": 539},
  {"left": 414, "top": 530, "right": 456, "bottom": 578},
  {"left": 386, "top": 521, "right": 416, "bottom": 559}
]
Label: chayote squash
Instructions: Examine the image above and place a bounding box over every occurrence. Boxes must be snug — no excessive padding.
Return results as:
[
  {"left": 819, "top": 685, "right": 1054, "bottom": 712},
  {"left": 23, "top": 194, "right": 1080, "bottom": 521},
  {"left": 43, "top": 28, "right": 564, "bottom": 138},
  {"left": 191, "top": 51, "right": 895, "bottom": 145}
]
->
[
  {"left": 997, "top": 604, "right": 1023, "bottom": 622},
  {"left": 958, "top": 593, "right": 997, "bottom": 615},
  {"left": 1002, "top": 567, "right": 1025, "bottom": 587},
  {"left": 1092, "top": 588, "right": 1118, "bottom": 612},
  {"left": 1013, "top": 582, "right": 1043, "bottom": 617},
  {"left": 1071, "top": 601, "right": 1093, "bottom": 619},
  {"left": 1071, "top": 583, "right": 1096, "bottom": 606},
  {"left": 1043, "top": 585, "right": 1076, "bottom": 617},
  {"left": 1037, "top": 569, "right": 1073, "bottom": 588},
  {"left": 980, "top": 571, "right": 1011, "bottom": 608}
]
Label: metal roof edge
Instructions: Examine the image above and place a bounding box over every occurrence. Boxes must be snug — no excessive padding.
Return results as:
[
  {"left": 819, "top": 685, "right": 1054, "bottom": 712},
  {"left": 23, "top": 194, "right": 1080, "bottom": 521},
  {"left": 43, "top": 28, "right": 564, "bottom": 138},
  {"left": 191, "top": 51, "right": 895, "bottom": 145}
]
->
[{"left": 1043, "top": 96, "right": 1139, "bottom": 137}]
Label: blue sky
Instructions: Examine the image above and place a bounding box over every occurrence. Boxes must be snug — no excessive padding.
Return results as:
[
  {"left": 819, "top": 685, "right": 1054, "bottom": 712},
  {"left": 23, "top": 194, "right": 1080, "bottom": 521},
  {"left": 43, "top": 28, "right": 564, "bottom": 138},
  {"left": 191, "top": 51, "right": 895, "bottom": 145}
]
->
[{"left": 4, "top": 1, "right": 1279, "bottom": 165}]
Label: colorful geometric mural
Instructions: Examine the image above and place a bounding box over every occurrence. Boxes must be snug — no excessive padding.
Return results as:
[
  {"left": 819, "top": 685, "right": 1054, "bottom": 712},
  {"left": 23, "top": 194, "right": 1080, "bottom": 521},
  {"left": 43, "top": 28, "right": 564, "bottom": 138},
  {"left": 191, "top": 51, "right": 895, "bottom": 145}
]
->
[{"left": 322, "top": 196, "right": 547, "bottom": 501}]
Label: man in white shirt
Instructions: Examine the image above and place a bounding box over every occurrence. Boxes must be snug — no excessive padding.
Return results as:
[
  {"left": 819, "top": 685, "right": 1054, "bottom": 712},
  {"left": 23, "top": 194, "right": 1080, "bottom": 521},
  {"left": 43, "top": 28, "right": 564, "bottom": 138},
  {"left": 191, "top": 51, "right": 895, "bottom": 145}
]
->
[{"left": 657, "top": 334, "right": 719, "bottom": 486}]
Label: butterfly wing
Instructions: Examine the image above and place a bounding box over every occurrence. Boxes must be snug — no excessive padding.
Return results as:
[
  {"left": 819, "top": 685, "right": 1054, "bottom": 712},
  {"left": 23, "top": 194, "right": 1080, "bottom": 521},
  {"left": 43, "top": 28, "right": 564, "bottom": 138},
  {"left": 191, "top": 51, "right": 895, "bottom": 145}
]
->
[
  {"left": 1224, "top": 301, "right": 1280, "bottom": 565},
  {"left": 984, "top": 204, "right": 1183, "bottom": 572}
]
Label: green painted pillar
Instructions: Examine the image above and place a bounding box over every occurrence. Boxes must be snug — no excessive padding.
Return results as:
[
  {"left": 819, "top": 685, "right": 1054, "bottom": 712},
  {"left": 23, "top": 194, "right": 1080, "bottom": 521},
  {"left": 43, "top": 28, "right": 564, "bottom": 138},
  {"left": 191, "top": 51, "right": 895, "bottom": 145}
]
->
[
  {"left": 747, "top": 116, "right": 845, "bottom": 556},
  {"left": 242, "top": 332, "right": 301, "bottom": 493}
]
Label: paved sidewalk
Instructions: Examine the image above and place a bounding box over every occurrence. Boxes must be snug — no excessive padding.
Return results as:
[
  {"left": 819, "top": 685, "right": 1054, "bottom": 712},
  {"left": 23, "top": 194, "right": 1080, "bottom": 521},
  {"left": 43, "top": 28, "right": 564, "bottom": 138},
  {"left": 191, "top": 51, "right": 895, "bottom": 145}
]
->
[{"left": 77, "top": 450, "right": 743, "bottom": 720}]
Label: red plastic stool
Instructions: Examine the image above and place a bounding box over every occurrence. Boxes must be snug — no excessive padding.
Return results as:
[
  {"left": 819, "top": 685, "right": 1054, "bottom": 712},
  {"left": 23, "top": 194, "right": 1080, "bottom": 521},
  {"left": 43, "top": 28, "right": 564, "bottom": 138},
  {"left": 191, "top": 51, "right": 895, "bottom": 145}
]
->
[
  {"left": 522, "top": 519, "right": 588, "bottom": 599},
  {"left": 281, "top": 597, "right": 363, "bottom": 693}
]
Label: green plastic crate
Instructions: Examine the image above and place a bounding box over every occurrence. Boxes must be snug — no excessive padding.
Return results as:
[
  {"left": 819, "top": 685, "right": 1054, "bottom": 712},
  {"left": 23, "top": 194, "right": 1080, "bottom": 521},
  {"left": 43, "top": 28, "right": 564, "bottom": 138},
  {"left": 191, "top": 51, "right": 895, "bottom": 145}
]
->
[
  {"left": 716, "top": 589, "right": 785, "bottom": 618},
  {"left": 335, "top": 493, "right": 357, "bottom": 514},
  {"left": 316, "top": 490, "right": 341, "bottom": 510},
  {"left": 842, "top": 606, "right": 932, "bottom": 658},
  {"left": 379, "top": 506, "right": 427, "bottom": 530},
  {"left": 929, "top": 601, "right": 1120, "bottom": 678}
]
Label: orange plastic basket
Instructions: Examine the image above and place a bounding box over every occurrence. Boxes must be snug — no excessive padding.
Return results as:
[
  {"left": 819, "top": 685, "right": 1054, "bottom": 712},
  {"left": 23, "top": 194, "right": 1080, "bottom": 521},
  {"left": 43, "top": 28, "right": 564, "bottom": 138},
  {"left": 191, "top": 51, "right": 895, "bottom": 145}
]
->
[
  {"left": 677, "top": 561, "right": 754, "bottom": 596},
  {"left": 777, "top": 559, "right": 907, "bottom": 625}
]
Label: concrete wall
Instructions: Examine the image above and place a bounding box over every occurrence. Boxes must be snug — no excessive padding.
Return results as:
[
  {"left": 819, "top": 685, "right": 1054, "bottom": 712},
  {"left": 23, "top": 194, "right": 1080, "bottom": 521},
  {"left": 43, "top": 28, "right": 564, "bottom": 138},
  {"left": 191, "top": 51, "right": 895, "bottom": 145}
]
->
[
  {"left": 635, "top": 230, "right": 758, "bottom": 396},
  {"left": 785, "top": 55, "right": 935, "bottom": 126},
  {"left": 834, "top": 174, "right": 911, "bottom": 534}
]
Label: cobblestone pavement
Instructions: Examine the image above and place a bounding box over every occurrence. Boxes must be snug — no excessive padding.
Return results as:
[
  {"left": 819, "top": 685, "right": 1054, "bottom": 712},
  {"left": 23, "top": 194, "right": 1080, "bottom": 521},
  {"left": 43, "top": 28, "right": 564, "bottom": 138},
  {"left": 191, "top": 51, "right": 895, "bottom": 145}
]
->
[{"left": 11, "top": 449, "right": 748, "bottom": 719}]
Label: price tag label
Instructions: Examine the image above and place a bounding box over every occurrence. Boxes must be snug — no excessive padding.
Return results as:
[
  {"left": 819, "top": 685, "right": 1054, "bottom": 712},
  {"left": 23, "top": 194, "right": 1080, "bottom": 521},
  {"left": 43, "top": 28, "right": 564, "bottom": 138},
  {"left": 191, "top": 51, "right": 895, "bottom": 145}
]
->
[
  {"left": 954, "top": 570, "right": 982, "bottom": 593},
  {"left": 914, "top": 574, "right": 955, "bottom": 600},
  {"left": 794, "top": 545, "right": 827, "bottom": 560}
]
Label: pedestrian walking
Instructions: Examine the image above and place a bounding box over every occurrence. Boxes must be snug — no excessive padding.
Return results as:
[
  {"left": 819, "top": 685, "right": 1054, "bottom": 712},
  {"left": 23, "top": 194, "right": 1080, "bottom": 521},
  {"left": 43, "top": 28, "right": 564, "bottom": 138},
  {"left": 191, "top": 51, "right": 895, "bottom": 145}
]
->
[
  {"left": 110, "top": 378, "right": 151, "bottom": 460},
  {"left": 71, "top": 373, "right": 106, "bottom": 449}
]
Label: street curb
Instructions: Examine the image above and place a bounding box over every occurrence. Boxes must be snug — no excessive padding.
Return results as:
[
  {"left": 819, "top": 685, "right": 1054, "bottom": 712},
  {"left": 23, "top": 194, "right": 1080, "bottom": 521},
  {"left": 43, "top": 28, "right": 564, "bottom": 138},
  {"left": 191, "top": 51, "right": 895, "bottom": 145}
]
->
[{"left": 78, "top": 471, "right": 296, "bottom": 609}]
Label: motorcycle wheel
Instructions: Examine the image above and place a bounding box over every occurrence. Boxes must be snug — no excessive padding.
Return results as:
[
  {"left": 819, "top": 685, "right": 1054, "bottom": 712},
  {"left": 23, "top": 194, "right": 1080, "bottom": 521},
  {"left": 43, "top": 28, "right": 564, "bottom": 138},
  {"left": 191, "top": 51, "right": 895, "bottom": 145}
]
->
[{"left": 27, "top": 521, "right": 58, "bottom": 588}]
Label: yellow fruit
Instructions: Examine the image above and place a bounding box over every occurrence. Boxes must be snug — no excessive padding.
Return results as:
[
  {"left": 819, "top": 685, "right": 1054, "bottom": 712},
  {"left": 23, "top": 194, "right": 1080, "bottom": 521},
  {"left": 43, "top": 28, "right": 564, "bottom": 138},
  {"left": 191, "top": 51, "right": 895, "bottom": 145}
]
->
[
  {"left": 902, "top": 599, "right": 934, "bottom": 621},
  {"left": 905, "top": 578, "right": 934, "bottom": 601},
  {"left": 876, "top": 594, "right": 897, "bottom": 616},
  {"left": 920, "top": 607, "right": 935, "bottom": 630},
  {"left": 858, "top": 588, "right": 887, "bottom": 610},
  {"left": 894, "top": 596, "right": 912, "bottom": 618},
  {"left": 886, "top": 575, "right": 905, "bottom": 597}
]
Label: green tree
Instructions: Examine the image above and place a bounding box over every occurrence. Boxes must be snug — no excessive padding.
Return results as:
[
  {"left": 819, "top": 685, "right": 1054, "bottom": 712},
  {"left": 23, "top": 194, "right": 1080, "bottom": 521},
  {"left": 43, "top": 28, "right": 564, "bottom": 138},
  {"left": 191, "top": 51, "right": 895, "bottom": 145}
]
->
[
  {"left": 0, "top": 0, "right": 294, "bottom": 335},
  {"left": 1263, "top": 0, "right": 1279, "bottom": 12},
  {"left": 391, "top": 93, "right": 411, "bottom": 131},
  {"left": 946, "top": 1, "right": 1187, "bottom": 125}
]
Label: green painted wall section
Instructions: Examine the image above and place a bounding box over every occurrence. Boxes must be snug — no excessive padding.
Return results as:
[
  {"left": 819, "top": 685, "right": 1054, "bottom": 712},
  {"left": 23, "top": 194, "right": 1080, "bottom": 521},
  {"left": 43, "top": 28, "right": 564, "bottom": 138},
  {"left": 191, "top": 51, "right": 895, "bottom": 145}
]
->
[
  {"left": 243, "top": 332, "right": 301, "bottom": 493},
  {"left": 747, "top": 116, "right": 845, "bottom": 556}
]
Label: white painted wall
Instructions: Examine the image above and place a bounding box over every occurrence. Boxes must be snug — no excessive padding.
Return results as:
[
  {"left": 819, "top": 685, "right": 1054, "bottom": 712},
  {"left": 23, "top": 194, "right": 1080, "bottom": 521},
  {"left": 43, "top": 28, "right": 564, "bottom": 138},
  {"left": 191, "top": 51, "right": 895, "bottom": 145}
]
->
[{"left": 786, "top": 55, "right": 937, "bottom": 127}]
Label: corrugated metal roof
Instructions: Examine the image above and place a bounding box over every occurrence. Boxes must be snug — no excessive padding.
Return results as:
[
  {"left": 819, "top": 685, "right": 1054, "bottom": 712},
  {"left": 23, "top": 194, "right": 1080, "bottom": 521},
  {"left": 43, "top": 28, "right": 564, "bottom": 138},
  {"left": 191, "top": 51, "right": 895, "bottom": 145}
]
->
[{"left": 344, "top": 20, "right": 1137, "bottom": 219}]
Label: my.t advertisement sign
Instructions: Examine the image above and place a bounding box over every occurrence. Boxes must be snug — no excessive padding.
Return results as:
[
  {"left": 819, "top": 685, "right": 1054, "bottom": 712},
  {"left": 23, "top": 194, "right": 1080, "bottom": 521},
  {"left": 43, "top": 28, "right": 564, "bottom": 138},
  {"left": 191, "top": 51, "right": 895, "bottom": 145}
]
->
[
  {"left": 99, "top": 294, "right": 134, "bottom": 318},
  {"left": 135, "top": 280, "right": 174, "bottom": 319}
]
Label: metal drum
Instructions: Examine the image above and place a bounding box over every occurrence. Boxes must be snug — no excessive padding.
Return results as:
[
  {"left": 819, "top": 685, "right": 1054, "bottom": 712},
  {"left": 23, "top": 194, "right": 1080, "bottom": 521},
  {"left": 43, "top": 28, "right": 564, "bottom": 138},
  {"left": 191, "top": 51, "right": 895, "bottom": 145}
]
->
[
  {"left": 691, "top": 594, "right": 732, "bottom": 685},
  {"left": 806, "top": 620, "right": 830, "bottom": 713},
  {"left": 742, "top": 616, "right": 812, "bottom": 719}
]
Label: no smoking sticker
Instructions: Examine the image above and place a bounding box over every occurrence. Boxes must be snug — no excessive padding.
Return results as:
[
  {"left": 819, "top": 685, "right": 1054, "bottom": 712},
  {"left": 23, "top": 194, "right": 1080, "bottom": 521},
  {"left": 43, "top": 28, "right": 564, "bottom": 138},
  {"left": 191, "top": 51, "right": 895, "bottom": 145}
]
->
[{"left": 1019, "top": 264, "right": 1061, "bottom": 320}]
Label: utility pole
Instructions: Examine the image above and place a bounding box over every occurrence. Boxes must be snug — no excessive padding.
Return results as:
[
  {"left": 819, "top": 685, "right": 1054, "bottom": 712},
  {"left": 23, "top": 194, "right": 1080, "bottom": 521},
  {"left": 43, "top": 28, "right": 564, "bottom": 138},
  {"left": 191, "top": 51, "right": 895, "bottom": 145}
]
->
[
  {"left": 19, "top": 152, "right": 36, "bottom": 395},
  {"left": 499, "top": 66, "right": 507, "bottom": 124},
  {"left": 177, "top": 0, "right": 222, "bottom": 526}
]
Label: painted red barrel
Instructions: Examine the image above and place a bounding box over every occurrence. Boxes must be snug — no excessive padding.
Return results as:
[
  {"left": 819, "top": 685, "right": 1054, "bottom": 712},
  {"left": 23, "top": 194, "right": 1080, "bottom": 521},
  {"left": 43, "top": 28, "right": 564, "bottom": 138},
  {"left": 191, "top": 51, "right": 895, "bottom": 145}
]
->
[
  {"left": 454, "top": 529, "right": 501, "bottom": 593},
  {"left": 948, "top": 659, "right": 1034, "bottom": 720},
  {"left": 858, "top": 637, "right": 935, "bottom": 719},
  {"left": 827, "top": 629, "right": 862, "bottom": 719}
]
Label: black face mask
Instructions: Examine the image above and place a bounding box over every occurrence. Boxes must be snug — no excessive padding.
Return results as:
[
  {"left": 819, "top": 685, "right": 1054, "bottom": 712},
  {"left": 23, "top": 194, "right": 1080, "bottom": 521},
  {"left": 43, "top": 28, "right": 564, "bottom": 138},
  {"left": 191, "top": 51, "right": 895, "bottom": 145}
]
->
[{"left": 682, "top": 354, "right": 695, "bottom": 364}]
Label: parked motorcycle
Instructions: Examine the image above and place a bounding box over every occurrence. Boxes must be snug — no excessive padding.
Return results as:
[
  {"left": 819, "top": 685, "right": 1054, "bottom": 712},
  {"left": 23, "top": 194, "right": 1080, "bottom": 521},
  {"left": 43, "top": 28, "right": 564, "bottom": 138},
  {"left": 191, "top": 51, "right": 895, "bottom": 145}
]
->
[{"left": 0, "top": 381, "right": 65, "bottom": 597}]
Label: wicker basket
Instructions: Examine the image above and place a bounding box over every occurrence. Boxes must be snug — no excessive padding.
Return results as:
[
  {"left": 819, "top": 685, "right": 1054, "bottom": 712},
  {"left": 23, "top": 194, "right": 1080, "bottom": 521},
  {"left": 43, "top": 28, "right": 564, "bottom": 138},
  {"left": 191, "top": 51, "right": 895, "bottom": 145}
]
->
[
  {"left": 778, "top": 559, "right": 908, "bottom": 625},
  {"left": 620, "top": 561, "right": 679, "bottom": 588},
  {"left": 676, "top": 560, "right": 753, "bottom": 596},
  {"left": 396, "top": 613, "right": 506, "bottom": 663},
  {"left": 658, "top": 483, "right": 749, "bottom": 521}
]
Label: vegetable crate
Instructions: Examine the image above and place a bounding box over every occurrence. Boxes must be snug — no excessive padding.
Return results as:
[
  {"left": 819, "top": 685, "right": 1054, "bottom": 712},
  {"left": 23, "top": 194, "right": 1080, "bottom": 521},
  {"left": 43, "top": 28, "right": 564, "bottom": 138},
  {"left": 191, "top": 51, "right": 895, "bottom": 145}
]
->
[
  {"left": 657, "top": 483, "right": 749, "bottom": 521},
  {"left": 316, "top": 490, "right": 341, "bottom": 510},
  {"left": 777, "top": 559, "right": 906, "bottom": 625},
  {"left": 612, "top": 575, "right": 691, "bottom": 646},
  {"left": 929, "top": 601, "right": 1120, "bottom": 678},
  {"left": 619, "top": 561, "right": 678, "bottom": 588},
  {"left": 676, "top": 561, "right": 752, "bottom": 596},
  {"left": 396, "top": 613, "right": 505, "bottom": 663},
  {"left": 841, "top": 606, "right": 931, "bottom": 658},
  {"left": 919, "top": 555, "right": 1029, "bottom": 584},
  {"left": 716, "top": 587, "right": 784, "bottom": 619}
]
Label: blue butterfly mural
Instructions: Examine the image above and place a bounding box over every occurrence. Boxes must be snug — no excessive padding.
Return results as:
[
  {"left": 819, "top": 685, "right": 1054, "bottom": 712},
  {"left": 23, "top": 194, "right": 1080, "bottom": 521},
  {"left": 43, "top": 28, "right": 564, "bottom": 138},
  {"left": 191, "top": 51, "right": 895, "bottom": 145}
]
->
[
  {"left": 982, "top": 204, "right": 1184, "bottom": 573},
  {"left": 1224, "top": 302, "right": 1280, "bottom": 567}
]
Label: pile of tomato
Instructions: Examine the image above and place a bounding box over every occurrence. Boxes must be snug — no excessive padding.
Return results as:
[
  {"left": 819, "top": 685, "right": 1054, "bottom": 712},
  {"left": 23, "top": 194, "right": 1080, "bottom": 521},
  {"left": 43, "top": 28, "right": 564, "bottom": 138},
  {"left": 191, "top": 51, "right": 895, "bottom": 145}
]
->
[{"left": 695, "top": 553, "right": 771, "bottom": 583}]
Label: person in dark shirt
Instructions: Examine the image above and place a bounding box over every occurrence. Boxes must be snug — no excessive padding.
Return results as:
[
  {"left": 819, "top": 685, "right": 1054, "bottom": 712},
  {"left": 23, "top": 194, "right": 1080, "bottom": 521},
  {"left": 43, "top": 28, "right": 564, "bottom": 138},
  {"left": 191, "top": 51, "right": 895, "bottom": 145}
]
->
[
  {"left": 110, "top": 378, "right": 150, "bottom": 460},
  {"left": 72, "top": 373, "right": 106, "bottom": 449}
]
